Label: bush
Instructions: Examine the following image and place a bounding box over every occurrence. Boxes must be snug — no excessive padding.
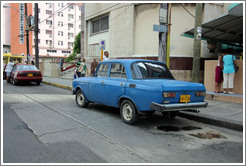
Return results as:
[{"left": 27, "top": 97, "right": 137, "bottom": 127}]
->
[{"left": 65, "top": 53, "right": 77, "bottom": 62}]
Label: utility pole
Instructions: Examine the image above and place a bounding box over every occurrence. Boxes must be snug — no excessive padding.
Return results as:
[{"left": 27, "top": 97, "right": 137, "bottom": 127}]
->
[
  {"left": 192, "top": 3, "right": 203, "bottom": 83},
  {"left": 34, "top": 3, "right": 39, "bottom": 69},
  {"left": 158, "top": 3, "right": 168, "bottom": 63},
  {"left": 81, "top": 4, "right": 84, "bottom": 58},
  {"left": 25, "top": 3, "right": 30, "bottom": 63}
]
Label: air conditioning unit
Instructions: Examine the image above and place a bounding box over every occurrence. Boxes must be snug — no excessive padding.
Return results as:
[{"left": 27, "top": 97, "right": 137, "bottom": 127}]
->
[
  {"left": 49, "top": 5, "right": 52, "bottom": 8},
  {"left": 49, "top": 44, "right": 52, "bottom": 47},
  {"left": 49, "top": 25, "right": 52, "bottom": 28},
  {"left": 68, "top": 28, "right": 70, "bottom": 30},
  {"left": 68, "top": 37, "right": 70, "bottom": 39},
  {"left": 49, "top": 35, "right": 52, "bottom": 37},
  {"left": 68, "top": 18, "right": 70, "bottom": 21}
]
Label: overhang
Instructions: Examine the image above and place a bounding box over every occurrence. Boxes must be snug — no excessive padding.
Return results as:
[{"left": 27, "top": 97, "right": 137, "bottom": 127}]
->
[{"left": 182, "top": 7, "right": 243, "bottom": 45}]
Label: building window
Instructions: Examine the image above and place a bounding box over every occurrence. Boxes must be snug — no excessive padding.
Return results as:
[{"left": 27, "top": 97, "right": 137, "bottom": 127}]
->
[
  {"left": 46, "top": 40, "right": 52, "bottom": 45},
  {"left": 68, "top": 14, "right": 74, "bottom": 19},
  {"left": 46, "top": 10, "right": 52, "bottom": 15},
  {"left": 58, "top": 21, "right": 63, "bottom": 26},
  {"left": 58, "top": 41, "right": 63, "bottom": 46},
  {"left": 62, "top": 51, "right": 71, "bottom": 53},
  {"left": 68, "top": 42, "right": 74, "bottom": 48},
  {"left": 69, "top": 5, "right": 74, "bottom": 9},
  {"left": 89, "top": 44, "right": 100, "bottom": 57},
  {"left": 92, "top": 15, "right": 109, "bottom": 34},
  {"left": 46, "top": 30, "right": 52, "bottom": 34},
  {"left": 46, "top": 20, "right": 52, "bottom": 25},
  {"left": 68, "top": 23, "right": 73, "bottom": 28},
  {"left": 58, "top": 31, "right": 63, "bottom": 36},
  {"left": 58, "top": 12, "right": 63, "bottom": 17},
  {"left": 47, "top": 50, "right": 57, "bottom": 53},
  {"left": 68, "top": 33, "right": 73, "bottom": 38}
]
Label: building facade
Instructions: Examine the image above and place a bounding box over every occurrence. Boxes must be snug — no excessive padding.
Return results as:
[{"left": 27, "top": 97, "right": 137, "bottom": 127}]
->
[
  {"left": 84, "top": 3, "right": 233, "bottom": 81},
  {"left": 35, "top": 3, "right": 82, "bottom": 58},
  {"left": 3, "top": 3, "right": 82, "bottom": 61}
]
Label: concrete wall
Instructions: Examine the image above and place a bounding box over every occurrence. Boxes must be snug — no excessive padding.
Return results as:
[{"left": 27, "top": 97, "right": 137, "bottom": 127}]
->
[{"left": 204, "top": 60, "right": 243, "bottom": 94}]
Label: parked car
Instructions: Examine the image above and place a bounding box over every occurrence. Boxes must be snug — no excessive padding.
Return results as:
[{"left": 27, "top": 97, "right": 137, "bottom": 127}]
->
[
  {"left": 72, "top": 59, "right": 207, "bottom": 125},
  {"left": 9, "top": 64, "right": 43, "bottom": 85}
]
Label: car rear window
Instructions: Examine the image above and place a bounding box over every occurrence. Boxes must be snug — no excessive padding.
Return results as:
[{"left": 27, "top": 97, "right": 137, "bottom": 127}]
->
[
  {"left": 132, "top": 62, "right": 174, "bottom": 79},
  {"left": 17, "top": 65, "right": 38, "bottom": 71}
]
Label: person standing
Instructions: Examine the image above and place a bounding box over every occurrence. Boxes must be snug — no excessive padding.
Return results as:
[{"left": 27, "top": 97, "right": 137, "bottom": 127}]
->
[
  {"left": 6, "top": 59, "right": 18, "bottom": 83},
  {"left": 91, "top": 59, "right": 98, "bottom": 76},
  {"left": 78, "top": 58, "right": 87, "bottom": 77},
  {"left": 222, "top": 49, "right": 237, "bottom": 94},
  {"left": 103, "top": 51, "right": 110, "bottom": 61},
  {"left": 76, "top": 58, "right": 82, "bottom": 77},
  {"left": 214, "top": 53, "right": 224, "bottom": 93}
]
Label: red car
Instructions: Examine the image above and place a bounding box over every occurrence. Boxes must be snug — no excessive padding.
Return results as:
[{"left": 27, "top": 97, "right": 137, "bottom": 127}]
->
[{"left": 9, "top": 64, "right": 43, "bottom": 85}]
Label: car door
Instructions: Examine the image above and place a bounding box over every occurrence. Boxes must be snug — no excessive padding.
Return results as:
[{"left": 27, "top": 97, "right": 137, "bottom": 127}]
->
[
  {"left": 88, "top": 63, "right": 109, "bottom": 104},
  {"left": 103, "top": 63, "right": 128, "bottom": 107}
]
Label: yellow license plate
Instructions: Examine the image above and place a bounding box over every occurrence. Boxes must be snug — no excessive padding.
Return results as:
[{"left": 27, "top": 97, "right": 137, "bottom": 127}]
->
[
  {"left": 180, "top": 95, "right": 190, "bottom": 103},
  {"left": 27, "top": 74, "right": 33, "bottom": 77}
]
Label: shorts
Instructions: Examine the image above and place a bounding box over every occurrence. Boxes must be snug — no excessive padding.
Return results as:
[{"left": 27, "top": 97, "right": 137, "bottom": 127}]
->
[
  {"left": 215, "top": 66, "right": 223, "bottom": 83},
  {"left": 7, "top": 72, "right": 11, "bottom": 77}
]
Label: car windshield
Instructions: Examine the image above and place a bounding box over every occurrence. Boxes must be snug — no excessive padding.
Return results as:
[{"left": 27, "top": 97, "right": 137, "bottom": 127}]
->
[
  {"left": 132, "top": 62, "right": 174, "bottom": 79},
  {"left": 17, "top": 65, "right": 38, "bottom": 71}
]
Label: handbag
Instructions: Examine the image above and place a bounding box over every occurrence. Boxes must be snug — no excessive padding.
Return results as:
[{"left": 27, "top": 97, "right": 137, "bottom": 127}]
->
[{"left": 232, "top": 55, "right": 239, "bottom": 72}]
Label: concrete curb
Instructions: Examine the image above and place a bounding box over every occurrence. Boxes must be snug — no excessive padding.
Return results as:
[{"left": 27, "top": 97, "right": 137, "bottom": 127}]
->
[
  {"left": 42, "top": 81, "right": 73, "bottom": 91},
  {"left": 178, "top": 112, "right": 243, "bottom": 132}
]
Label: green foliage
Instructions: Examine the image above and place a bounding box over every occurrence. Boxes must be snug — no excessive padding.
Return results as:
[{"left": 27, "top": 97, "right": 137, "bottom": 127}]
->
[
  {"left": 73, "top": 32, "right": 81, "bottom": 54},
  {"left": 65, "top": 53, "right": 77, "bottom": 62}
]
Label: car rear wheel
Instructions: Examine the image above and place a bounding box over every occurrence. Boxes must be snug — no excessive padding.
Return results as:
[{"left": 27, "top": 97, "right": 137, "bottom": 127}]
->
[
  {"left": 36, "top": 82, "right": 41, "bottom": 85},
  {"left": 162, "top": 111, "right": 179, "bottom": 119},
  {"left": 76, "top": 90, "right": 88, "bottom": 108},
  {"left": 120, "top": 100, "right": 139, "bottom": 125}
]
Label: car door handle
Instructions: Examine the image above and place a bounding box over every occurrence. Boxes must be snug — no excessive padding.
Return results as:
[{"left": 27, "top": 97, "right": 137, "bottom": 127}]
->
[
  {"left": 101, "top": 81, "right": 104, "bottom": 83},
  {"left": 120, "top": 82, "right": 124, "bottom": 86}
]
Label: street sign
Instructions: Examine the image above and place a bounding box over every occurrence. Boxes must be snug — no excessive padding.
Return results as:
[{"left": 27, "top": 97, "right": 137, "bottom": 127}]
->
[
  {"left": 153, "top": 24, "right": 167, "bottom": 32},
  {"left": 100, "top": 40, "right": 105, "bottom": 46},
  {"left": 100, "top": 45, "right": 105, "bottom": 50}
]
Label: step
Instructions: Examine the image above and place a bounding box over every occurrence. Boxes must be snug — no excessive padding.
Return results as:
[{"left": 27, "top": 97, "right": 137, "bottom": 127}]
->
[{"left": 205, "top": 91, "right": 243, "bottom": 104}]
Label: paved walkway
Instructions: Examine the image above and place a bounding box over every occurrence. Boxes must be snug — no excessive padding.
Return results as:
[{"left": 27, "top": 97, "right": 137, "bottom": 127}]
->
[{"left": 42, "top": 76, "right": 243, "bottom": 131}]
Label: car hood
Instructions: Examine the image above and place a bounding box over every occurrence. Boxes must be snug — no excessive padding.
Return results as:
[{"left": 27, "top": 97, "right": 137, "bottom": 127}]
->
[{"left": 139, "top": 79, "right": 206, "bottom": 91}]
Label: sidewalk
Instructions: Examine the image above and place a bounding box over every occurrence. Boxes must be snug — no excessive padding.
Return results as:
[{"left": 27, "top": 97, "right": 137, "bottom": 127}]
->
[{"left": 42, "top": 76, "right": 243, "bottom": 131}]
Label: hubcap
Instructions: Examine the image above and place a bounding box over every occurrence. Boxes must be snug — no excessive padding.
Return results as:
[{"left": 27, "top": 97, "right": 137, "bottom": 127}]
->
[
  {"left": 122, "top": 103, "right": 133, "bottom": 120},
  {"left": 77, "top": 92, "right": 85, "bottom": 105}
]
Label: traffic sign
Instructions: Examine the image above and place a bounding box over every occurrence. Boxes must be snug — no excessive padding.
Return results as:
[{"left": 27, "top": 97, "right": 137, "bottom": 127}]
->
[
  {"left": 153, "top": 24, "right": 167, "bottom": 32},
  {"left": 100, "top": 40, "right": 105, "bottom": 46}
]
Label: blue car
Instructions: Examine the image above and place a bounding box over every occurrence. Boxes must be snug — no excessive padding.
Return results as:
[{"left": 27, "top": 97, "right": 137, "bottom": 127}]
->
[{"left": 72, "top": 59, "right": 207, "bottom": 124}]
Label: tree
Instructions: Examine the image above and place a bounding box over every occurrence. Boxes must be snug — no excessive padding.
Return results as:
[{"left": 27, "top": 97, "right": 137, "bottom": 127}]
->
[
  {"left": 65, "top": 32, "right": 81, "bottom": 62},
  {"left": 73, "top": 32, "right": 81, "bottom": 54}
]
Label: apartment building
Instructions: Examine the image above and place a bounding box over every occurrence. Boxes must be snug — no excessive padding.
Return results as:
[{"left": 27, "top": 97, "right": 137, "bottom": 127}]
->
[
  {"left": 3, "top": 3, "right": 82, "bottom": 60},
  {"left": 34, "top": 3, "right": 82, "bottom": 58}
]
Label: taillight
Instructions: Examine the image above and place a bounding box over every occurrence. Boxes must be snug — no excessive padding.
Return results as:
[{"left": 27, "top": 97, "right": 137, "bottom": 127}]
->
[
  {"left": 195, "top": 91, "right": 205, "bottom": 97},
  {"left": 17, "top": 73, "right": 20, "bottom": 77},
  {"left": 163, "top": 92, "right": 176, "bottom": 98}
]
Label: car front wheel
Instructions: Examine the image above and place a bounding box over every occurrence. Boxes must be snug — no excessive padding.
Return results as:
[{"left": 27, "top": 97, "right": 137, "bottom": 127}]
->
[
  {"left": 12, "top": 79, "right": 17, "bottom": 86},
  {"left": 120, "top": 100, "right": 139, "bottom": 125},
  {"left": 75, "top": 90, "right": 88, "bottom": 108}
]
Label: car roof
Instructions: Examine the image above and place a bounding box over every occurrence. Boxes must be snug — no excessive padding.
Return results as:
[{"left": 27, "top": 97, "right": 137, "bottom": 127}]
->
[{"left": 99, "top": 59, "right": 166, "bottom": 65}]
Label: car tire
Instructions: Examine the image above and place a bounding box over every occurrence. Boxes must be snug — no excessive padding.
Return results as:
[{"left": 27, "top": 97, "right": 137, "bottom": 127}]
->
[
  {"left": 36, "top": 82, "right": 41, "bottom": 85},
  {"left": 120, "top": 100, "right": 139, "bottom": 125},
  {"left": 162, "top": 111, "right": 179, "bottom": 119},
  {"left": 75, "top": 90, "right": 89, "bottom": 108}
]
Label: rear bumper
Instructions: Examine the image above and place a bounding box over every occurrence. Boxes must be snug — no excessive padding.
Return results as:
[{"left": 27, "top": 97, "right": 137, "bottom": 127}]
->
[
  {"left": 150, "top": 102, "right": 208, "bottom": 112},
  {"left": 15, "top": 77, "right": 42, "bottom": 82}
]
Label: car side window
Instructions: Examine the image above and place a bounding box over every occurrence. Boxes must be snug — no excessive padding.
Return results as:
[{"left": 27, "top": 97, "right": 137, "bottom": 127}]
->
[
  {"left": 110, "top": 63, "right": 127, "bottom": 78},
  {"left": 97, "top": 63, "right": 109, "bottom": 77}
]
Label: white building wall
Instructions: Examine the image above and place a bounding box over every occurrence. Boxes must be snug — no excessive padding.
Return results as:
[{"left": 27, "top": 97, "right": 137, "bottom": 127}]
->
[{"left": 32, "top": 3, "right": 82, "bottom": 58}]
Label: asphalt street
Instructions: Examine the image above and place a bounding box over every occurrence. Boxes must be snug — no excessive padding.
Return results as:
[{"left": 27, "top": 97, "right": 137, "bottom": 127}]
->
[{"left": 2, "top": 81, "right": 244, "bottom": 163}]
